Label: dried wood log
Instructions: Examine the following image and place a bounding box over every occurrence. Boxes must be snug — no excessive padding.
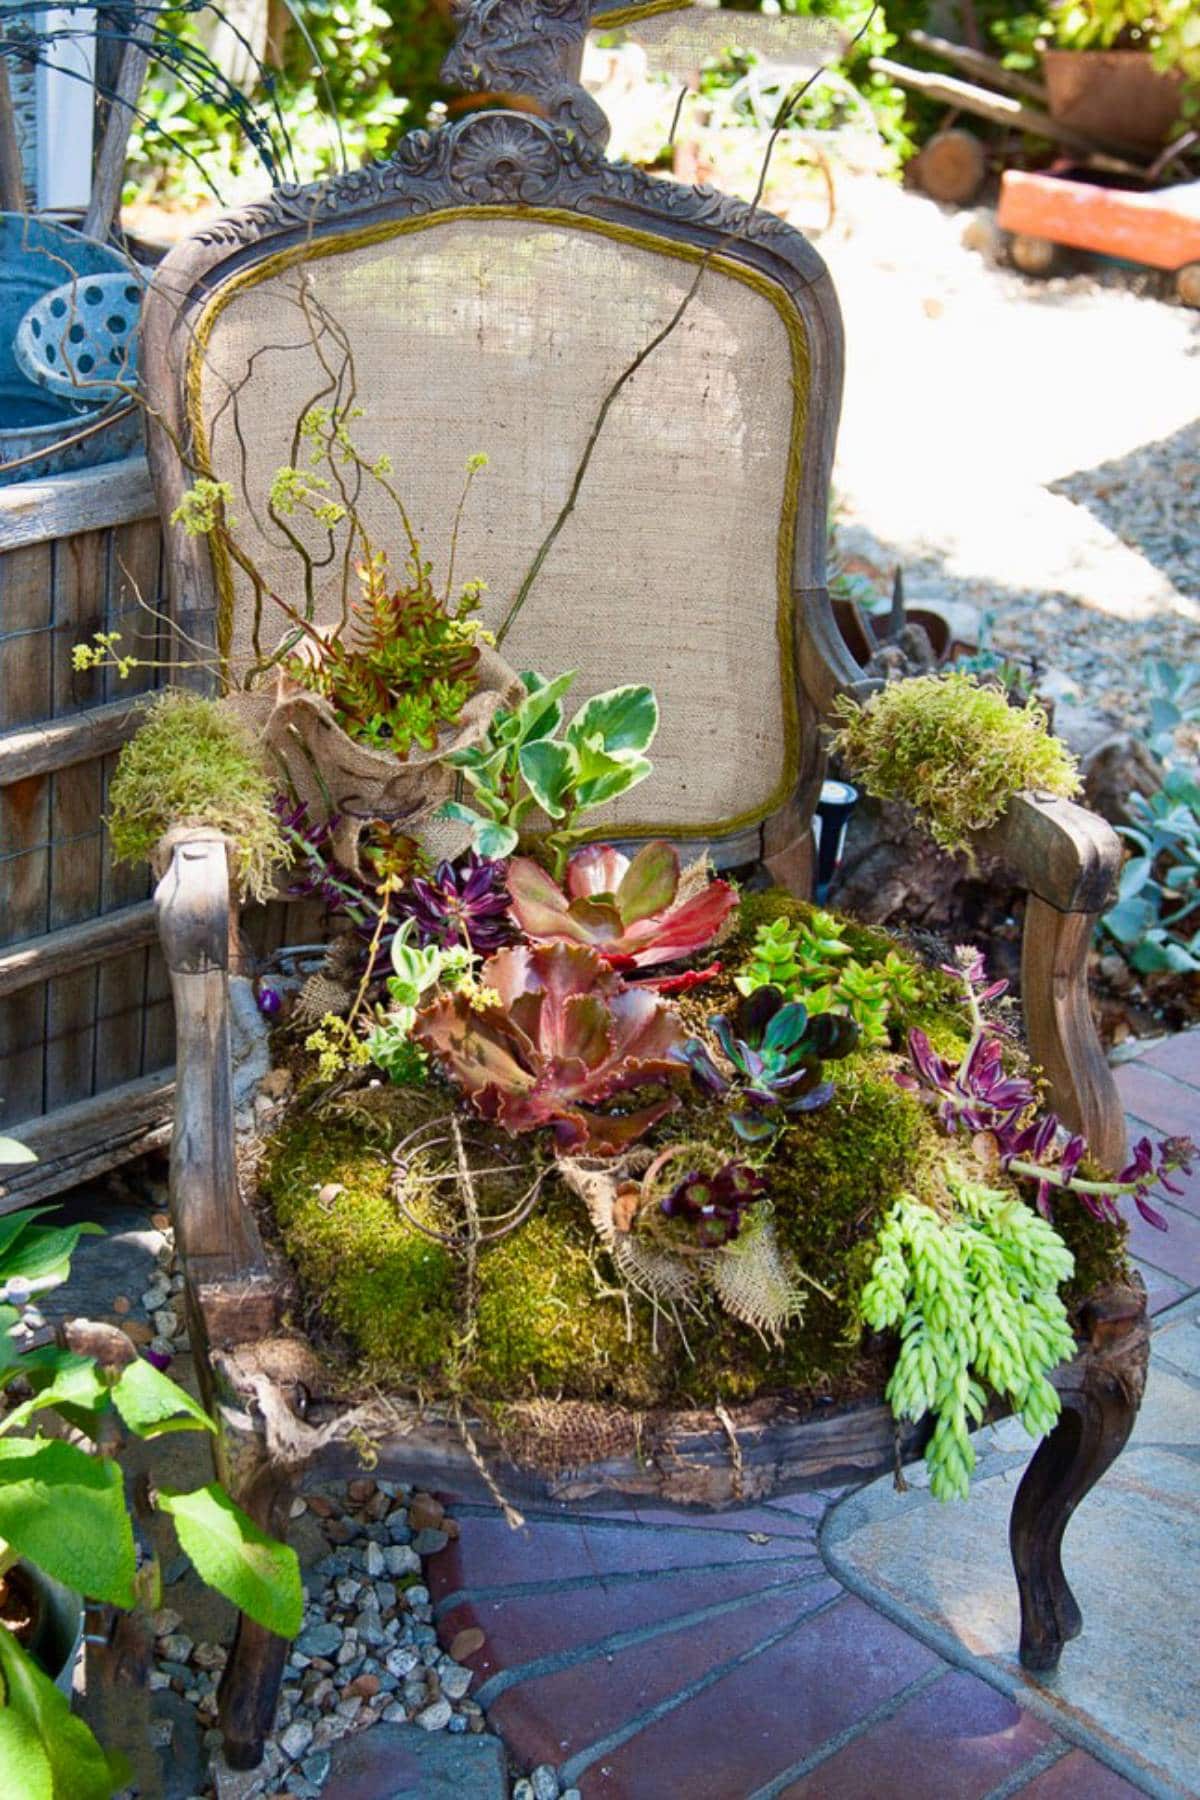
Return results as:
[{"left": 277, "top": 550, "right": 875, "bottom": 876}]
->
[{"left": 908, "top": 29, "right": 1049, "bottom": 106}]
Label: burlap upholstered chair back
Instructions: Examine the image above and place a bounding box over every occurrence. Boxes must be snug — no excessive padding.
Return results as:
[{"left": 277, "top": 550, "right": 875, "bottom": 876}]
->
[{"left": 143, "top": 104, "right": 856, "bottom": 869}]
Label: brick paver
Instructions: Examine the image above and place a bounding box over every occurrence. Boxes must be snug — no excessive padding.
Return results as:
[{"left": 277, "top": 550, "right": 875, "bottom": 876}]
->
[{"left": 428, "top": 1032, "right": 1200, "bottom": 1797}]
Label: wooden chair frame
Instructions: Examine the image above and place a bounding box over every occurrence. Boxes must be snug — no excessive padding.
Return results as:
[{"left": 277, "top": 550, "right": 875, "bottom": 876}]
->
[{"left": 137, "top": 0, "right": 1145, "bottom": 1769}]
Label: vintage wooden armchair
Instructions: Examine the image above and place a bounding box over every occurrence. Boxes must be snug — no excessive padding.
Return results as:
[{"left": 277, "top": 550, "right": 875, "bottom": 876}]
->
[{"left": 139, "top": 0, "right": 1147, "bottom": 1771}]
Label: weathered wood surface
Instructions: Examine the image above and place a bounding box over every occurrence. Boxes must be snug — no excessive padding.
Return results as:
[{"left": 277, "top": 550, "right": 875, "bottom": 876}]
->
[
  {"left": 0, "top": 694, "right": 151, "bottom": 784},
  {"left": 870, "top": 56, "right": 1148, "bottom": 175},
  {"left": 907, "top": 29, "right": 1049, "bottom": 106},
  {"left": 0, "top": 1071, "right": 175, "bottom": 1209},
  {"left": 156, "top": 836, "right": 274, "bottom": 1294},
  {"left": 1022, "top": 897, "right": 1127, "bottom": 1171},
  {"left": 0, "top": 457, "right": 156, "bottom": 552},
  {"left": 83, "top": 7, "right": 163, "bottom": 242},
  {"left": 1011, "top": 1279, "right": 1149, "bottom": 1670},
  {"left": 0, "top": 901, "right": 158, "bottom": 998}
]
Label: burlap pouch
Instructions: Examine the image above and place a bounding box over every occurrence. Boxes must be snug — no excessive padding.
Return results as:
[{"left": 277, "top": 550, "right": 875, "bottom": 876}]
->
[{"left": 224, "top": 642, "right": 525, "bottom": 874}]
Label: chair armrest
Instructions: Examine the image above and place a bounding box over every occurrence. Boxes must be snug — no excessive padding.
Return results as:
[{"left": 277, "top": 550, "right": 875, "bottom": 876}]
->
[
  {"left": 974, "top": 791, "right": 1126, "bottom": 1171},
  {"left": 155, "top": 833, "right": 277, "bottom": 1342}
]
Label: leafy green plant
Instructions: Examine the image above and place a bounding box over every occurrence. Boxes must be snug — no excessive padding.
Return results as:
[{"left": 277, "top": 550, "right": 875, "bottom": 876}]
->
[
  {"left": 828, "top": 671, "right": 1080, "bottom": 858},
  {"left": 440, "top": 672, "right": 659, "bottom": 875},
  {"left": 735, "top": 913, "right": 922, "bottom": 1048},
  {"left": 1046, "top": 1, "right": 1199, "bottom": 108},
  {"left": 1141, "top": 658, "right": 1200, "bottom": 760},
  {"left": 107, "top": 692, "right": 285, "bottom": 902},
  {"left": 0, "top": 1212, "right": 302, "bottom": 1795},
  {"left": 280, "top": 550, "right": 486, "bottom": 757},
  {"left": 1102, "top": 765, "right": 1200, "bottom": 974},
  {"left": 860, "top": 1171, "right": 1076, "bottom": 1500}
]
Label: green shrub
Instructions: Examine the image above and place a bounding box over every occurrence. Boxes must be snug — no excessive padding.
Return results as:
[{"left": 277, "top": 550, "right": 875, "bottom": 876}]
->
[
  {"left": 828, "top": 671, "right": 1080, "bottom": 857},
  {"left": 108, "top": 692, "right": 285, "bottom": 901}
]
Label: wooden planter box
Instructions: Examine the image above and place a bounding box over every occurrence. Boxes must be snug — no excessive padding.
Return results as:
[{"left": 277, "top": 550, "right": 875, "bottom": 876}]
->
[{"left": 0, "top": 457, "right": 176, "bottom": 1204}]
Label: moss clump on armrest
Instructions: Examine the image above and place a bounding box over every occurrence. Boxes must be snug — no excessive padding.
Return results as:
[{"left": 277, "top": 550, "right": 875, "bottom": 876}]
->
[
  {"left": 828, "top": 672, "right": 1080, "bottom": 857},
  {"left": 108, "top": 691, "right": 286, "bottom": 901}
]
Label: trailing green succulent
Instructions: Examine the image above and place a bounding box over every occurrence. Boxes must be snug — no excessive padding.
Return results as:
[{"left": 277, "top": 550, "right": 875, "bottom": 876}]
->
[
  {"left": 440, "top": 671, "right": 659, "bottom": 875},
  {"left": 735, "top": 913, "right": 923, "bottom": 1049},
  {"left": 828, "top": 671, "right": 1080, "bottom": 858},
  {"left": 860, "top": 1171, "right": 1077, "bottom": 1501},
  {"left": 280, "top": 550, "right": 487, "bottom": 757},
  {"left": 107, "top": 692, "right": 285, "bottom": 902}
]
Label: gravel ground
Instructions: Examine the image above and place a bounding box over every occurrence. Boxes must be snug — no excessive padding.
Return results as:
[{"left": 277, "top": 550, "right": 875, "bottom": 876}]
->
[{"left": 815, "top": 177, "right": 1200, "bottom": 730}]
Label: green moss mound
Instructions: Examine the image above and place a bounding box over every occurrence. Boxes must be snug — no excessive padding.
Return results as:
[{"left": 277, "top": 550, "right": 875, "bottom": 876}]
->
[
  {"left": 108, "top": 691, "right": 284, "bottom": 901},
  {"left": 828, "top": 671, "right": 1080, "bottom": 857},
  {"left": 258, "top": 890, "right": 1127, "bottom": 1414}
]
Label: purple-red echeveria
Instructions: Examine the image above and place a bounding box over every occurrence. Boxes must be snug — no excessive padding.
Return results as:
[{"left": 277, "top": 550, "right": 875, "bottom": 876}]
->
[
  {"left": 412, "top": 942, "right": 689, "bottom": 1155},
  {"left": 506, "top": 840, "right": 737, "bottom": 971},
  {"left": 660, "top": 1160, "right": 768, "bottom": 1247},
  {"left": 401, "top": 854, "right": 515, "bottom": 954}
]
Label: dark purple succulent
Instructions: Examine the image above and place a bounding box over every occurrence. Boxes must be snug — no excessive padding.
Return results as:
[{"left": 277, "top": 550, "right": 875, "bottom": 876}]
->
[
  {"left": 400, "top": 853, "right": 515, "bottom": 954},
  {"left": 683, "top": 986, "right": 858, "bottom": 1143},
  {"left": 660, "top": 1160, "right": 769, "bottom": 1247},
  {"left": 896, "top": 1028, "right": 1035, "bottom": 1135}
]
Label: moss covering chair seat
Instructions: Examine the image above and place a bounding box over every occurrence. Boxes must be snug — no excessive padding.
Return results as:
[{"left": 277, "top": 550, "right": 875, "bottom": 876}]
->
[{"left": 138, "top": 0, "right": 1146, "bottom": 1773}]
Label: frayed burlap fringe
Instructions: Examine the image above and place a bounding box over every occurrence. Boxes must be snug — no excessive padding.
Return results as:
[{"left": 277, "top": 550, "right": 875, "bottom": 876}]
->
[
  {"left": 558, "top": 1156, "right": 805, "bottom": 1347},
  {"left": 224, "top": 642, "right": 524, "bottom": 874}
]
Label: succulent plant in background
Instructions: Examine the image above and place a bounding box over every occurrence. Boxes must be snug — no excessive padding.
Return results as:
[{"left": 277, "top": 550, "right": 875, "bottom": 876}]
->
[
  {"left": 659, "top": 1159, "right": 769, "bottom": 1247},
  {"left": 401, "top": 853, "right": 516, "bottom": 954},
  {"left": 506, "top": 840, "right": 737, "bottom": 971},
  {"left": 413, "top": 942, "right": 688, "bottom": 1153},
  {"left": 683, "top": 986, "right": 859, "bottom": 1143}
]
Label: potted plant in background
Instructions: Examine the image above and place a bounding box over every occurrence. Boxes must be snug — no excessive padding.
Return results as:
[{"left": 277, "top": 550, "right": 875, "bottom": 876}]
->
[{"left": 1002, "top": 2, "right": 1197, "bottom": 152}]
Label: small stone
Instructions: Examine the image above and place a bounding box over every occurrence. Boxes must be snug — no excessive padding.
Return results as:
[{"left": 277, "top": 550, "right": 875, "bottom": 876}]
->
[
  {"left": 289, "top": 1497, "right": 308, "bottom": 1520},
  {"left": 531, "top": 1767, "right": 560, "bottom": 1800},
  {"left": 147, "top": 1669, "right": 171, "bottom": 1691},
  {"left": 296, "top": 1623, "right": 341, "bottom": 1659},
  {"left": 363, "top": 1541, "right": 385, "bottom": 1579},
  {"left": 407, "top": 1492, "right": 445, "bottom": 1533},
  {"left": 513, "top": 1782, "right": 534, "bottom": 1800},
  {"left": 317, "top": 1183, "right": 344, "bottom": 1206},
  {"left": 411, "top": 1528, "right": 448, "bottom": 1557},
  {"left": 386, "top": 1515, "right": 413, "bottom": 1545},
  {"left": 300, "top": 1748, "right": 331, "bottom": 1787},
  {"left": 335, "top": 1636, "right": 359, "bottom": 1667},
  {"left": 382, "top": 1703, "right": 407, "bottom": 1723},
  {"left": 120, "top": 1318, "right": 154, "bottom": 1345},
  {"left": 149, "top": 1335, "right": 175, "bottom": 1361},
  {"left": 335, "top": 1695, "right": 363, "bottom": 1723},
  {"left": 152, "top": 1607, "right": 182, "bottom": 1637},
  {"left": 149, "top": 1718, "right": 174, "bottom": 1749},
  {"left": 334, "top": 1577, "right": 362, "bottom": 1606},
  {"left": 151, "top": 1211, "right": 172, "bottom": 1231},
  {"left": 325, "top": 1518, "right": 358, "bottom": 1545},
  {"left": 193, "top": 1642, "right": 227, "bottom": 1671},
  {"left": 374, "top": 1581, "right": 397, "bottom": 1611},
  {"left": 158, "top": 1633, "right": 194, "bottom": 1663},
  {"left": 365, "top": 1489, "right": 391, "bottom": 1521},
  {"left": 383, "top": 1544, "right": 420, "bottom": 1577},
  {"left": 448, "top": 1713, "right": 468, "bottom": 1734},
  {"left": 259, "top": 1067, "right": 293, "bottom": 1100},
  {"left": 440, "top": 1663, "right": 473, "bottom": 1700},
  {"left": 279, "top": 1719, "right": 314, "bottom": 1761},
  {"left": 343, "top": 1673, "right": 379, "bottom": 1699},
  {"left": 449, "top": 1627, "right": 484, "bottom": 1663},
  {"left": 306, "top": 1494, "right": 337, "bottom": 1519},
  {"left": 385, "top": 1646, "right": 419, "bottom": 1679},
  {"left": 562, "top": 1790, "right": 582, "bottom": 1800},
  {"left": 141, "top": 1283, "right": 170, "bottom": 1311},
  {"left": 153, "top": 1308, "right": 179, "bottom": 1338},
  {"left": 415, "top": 1699, "right": 452, "bottom": 1732},
  {"left": 346, "top": 1478, "right": 376, "bottom": 1505},
  {"left": 112, "top": 1295, "right": 131, "bottom": 1315},
  {"left": 404, "top": 1586, "right": 429, "bottom": 1607}
]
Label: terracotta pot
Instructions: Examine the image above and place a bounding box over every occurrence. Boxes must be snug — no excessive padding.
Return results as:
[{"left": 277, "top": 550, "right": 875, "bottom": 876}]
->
[{"left": 1042, "top": 49, "right": 1184, "bottom": 155}]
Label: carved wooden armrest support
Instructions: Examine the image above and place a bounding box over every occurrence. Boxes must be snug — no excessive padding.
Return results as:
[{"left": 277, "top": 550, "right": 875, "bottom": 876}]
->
[
  {"left": 976, "top": 792, "right": 1126, "bottom": 1171},
  {"left": 154, "top": 833, "right": 277, "bottom": 1341}
]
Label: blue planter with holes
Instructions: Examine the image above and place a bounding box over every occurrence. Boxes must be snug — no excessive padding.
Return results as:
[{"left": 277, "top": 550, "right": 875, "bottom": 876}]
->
[{"left": 0, "top": 215, "right": 143, "bottom": 485}]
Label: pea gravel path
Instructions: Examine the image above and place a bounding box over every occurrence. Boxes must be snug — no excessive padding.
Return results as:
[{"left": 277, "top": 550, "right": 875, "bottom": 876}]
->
[{"left": 820, "top": 178, "right": 1200, "bottom": 727}]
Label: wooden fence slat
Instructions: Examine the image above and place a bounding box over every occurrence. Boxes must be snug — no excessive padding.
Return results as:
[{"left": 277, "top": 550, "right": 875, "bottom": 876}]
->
[
  {"left": 0, "top": 696, "right": 150, "bottom": 784},
  {"left": 0, "top": 1069, "right": 175, "bottom": 1209},
  {"left": 0, "top": 457, "right": 155, "bottom": 554},
  {"left": 0, "top": 901, "right": 159, "bottom": 998}
]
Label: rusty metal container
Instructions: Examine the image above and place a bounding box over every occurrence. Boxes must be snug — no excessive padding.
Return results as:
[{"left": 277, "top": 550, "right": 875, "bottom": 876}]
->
[{"left": 1042, "top": 49, "right": 1184, "bottom": 155}]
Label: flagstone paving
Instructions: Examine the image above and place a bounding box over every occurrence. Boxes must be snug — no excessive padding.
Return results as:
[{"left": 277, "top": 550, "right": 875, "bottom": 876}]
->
[{"left": 425, "top": 1031, "right": 1199, "bottom": 1800}]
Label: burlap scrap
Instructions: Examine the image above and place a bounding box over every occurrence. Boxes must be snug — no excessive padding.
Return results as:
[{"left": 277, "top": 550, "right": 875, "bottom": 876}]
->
[
  {"left": 224, "top": 642, "right": 525, "bottom": 874},
  {"left": 559, "top": 1155, "right": 805, "bottom": 1345}
]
